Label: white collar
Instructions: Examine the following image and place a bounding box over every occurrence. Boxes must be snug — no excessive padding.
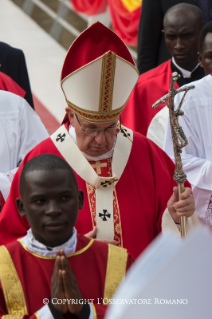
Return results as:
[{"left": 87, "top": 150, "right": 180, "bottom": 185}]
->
[
  {"left": 68, "top": 125, "right": 114, "bottom": 161},
  {"left": 19, "top": 228, "right": 77, "bottom": 257},
  {"left": 172, "top": 57, "right": 199, "bottom": 78}
]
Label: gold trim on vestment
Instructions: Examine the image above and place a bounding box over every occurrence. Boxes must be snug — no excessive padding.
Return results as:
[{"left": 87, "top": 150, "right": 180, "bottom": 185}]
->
[
  {"left": 17, "top": 238, "right": 94, "bottom": 259},
  {"left": 86, "top": 183, "right": 96, "bottom": 228},
  {"left": 99, "top": 52, "right": 116, "bottom": 113},
  {"left": 104, "top": 245, "right": 128, "bottom": 302},
  {"left": 34, "top": 312, "right": 40, "bottom": 319},
  {"left": 90, "top": 303, "right": 97, "bottom": 319},
  {"left": 0, "top": 246, "right": 28, "bottom": 318},
  {"left": 113, "top": 189, "right": 123, "bottom": 247}
]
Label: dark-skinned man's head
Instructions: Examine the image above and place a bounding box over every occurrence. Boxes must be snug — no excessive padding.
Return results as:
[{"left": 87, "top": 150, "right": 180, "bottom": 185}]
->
[
  {"left": 16, "top": 154, "right": 84, "bottom": 248},
  {"left": 198, "top": 21, "right": 212, "bottom": 75},
  {"left": 163, "top": 3, "right": 204, "bottom": 71}
]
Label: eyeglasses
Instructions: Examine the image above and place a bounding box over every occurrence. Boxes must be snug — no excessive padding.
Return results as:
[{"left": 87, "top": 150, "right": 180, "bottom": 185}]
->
[{"left": 75, "top": 114, "right": 121, "bottom": 137}]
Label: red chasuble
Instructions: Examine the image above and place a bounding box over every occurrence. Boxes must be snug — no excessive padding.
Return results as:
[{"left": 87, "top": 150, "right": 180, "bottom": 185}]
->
[
  {"left": 0, "top": 122, "right": 186, "bottom": 259},
  {"left": 0, "top": 234, "right": 133, "bottom": 319},
  {"left": 121, "top": 60, "right": 179, "bottom": 136},
  {"left": 0, "top": 71, "right": 26, "bottom": 98}
]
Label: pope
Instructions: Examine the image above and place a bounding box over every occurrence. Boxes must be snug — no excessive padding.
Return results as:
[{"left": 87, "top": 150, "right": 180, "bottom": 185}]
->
[{"left": 0, "top": 22, "right": 197, "bottom": 259}]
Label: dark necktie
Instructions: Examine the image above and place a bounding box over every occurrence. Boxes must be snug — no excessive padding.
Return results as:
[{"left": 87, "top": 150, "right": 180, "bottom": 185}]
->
[{"left": 197, "top": 0, "right": 211, "bottom": 24}]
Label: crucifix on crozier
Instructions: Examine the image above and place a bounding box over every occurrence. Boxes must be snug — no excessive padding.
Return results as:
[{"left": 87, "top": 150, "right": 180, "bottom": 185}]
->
[
  {"left": 152, "top": 72, "right": 194, "bottom": 184},
  {"left": 152, "top": 72, "right": 195, "bottom": 238}
]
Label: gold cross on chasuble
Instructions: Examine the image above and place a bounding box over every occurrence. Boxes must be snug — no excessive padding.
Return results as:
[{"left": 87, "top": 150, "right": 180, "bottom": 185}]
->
[{"left": 91, "top": 161, "right": 107, "bottom": 174}]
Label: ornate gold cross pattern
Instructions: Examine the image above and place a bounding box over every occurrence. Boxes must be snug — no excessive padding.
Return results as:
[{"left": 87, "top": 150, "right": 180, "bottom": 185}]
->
[
  {"left": 99, "top": 209, "right": 111, "bottom": 221},
  {"left": 91, "top": 161, "right": 107, "bottom": 174}
]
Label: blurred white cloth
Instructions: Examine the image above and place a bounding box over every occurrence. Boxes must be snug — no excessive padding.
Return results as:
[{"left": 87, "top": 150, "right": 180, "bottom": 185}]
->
[
  {"left": 106, "top": 229, "right": 212, "bottom": 319},
  {"left": 147, "top": 107, "right": 168, "bottom": 149},
  {"left": 164, "top": 75, "right": 212, "bottom": 232},
  {"left": 0, "top": 91, "right": 48, "bottom": 201}
]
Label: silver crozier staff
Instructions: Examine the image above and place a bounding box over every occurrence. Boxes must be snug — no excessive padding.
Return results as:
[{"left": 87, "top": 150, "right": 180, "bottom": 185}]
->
[{"left": 152, "top": 72, "right": 194, "bottom": 238}]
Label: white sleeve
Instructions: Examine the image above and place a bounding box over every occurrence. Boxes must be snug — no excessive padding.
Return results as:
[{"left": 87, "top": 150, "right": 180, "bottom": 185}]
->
[
  {"left": 36, "top": 304, "right": 54, "bottom": 319},
  {"left": 36, "top": 303, "right": 94, "bottom": 319},
  {"left": 163, "top": 97, "right": 212, "bottom": 192},
  {"left": 17, "top": 99, "right": 49, "bottom": 166},
  {"left": 147, "top": 107, "right": 168, "bottom": 149},
  {"left": 89, "top": 304, "right": 94, "bottom": 319},
  {"left": 0, "top": 168, "right": 18, "bottom": 201},
  {"left": 0, "top": 98, "right": 48, "bottom": 201}
]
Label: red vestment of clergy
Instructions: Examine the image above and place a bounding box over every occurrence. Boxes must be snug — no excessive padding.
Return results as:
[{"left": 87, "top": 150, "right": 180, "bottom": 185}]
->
[
  {"left": 0, "top": 71, "right": 26, "bottom": 98},
  {"left": 0, "top": 122, "right": 184, "bottom": 259},
  {"left": 0, "top": 234, "right": 132, "bottom": 318},
  {"left": 121, "top": 60, "right": 179, "bottom": 136}
]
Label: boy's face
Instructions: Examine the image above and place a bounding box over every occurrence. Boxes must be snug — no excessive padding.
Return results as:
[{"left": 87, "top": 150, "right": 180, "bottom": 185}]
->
[{"left": 16, "top": 169, "right": 83, "bottom": 247}]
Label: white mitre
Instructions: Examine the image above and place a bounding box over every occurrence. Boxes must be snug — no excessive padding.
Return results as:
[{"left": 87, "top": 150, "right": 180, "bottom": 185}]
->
[{"left": 60, "top": 21, "right": 139, "bottom": 124}]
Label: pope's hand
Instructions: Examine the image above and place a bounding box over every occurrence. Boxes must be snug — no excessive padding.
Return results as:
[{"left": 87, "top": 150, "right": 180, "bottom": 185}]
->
[
  {"left": 167, "top": 187, "right": 195, "bottom": 224},
  {"left": 51, "top": 253, "right": 68, "bottom": 314},
  {"left": 84, "top": 226, "right": 117, "bottom": 245}
]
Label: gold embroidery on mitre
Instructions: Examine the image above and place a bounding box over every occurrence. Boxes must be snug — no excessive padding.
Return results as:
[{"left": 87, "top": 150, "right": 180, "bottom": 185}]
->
[
  {"left": 0, "top": 246, "right": 28, "bottom": 318},
  {"left": 66, "top": 99, "right": 123, "bottom": 123},
  {"left": 104, "top": 245, "right": 128, "bottom": 301},
  {"left": 99, "top": 52, "right": 116, "bottom": 113}
]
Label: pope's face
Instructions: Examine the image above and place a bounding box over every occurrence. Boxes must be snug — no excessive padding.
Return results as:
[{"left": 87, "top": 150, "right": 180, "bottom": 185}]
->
[{"left": 66, "top": 109, "right": 119, "bottom": 157}]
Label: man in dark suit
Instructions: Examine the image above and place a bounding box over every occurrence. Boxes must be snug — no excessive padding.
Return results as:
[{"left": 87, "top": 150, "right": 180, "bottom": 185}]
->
[
  {"left": 137, "top": 0, "right": 212, "bottom": 74},
  {"left": 0, "top": 42, "right": 34, "bottom": 109}
]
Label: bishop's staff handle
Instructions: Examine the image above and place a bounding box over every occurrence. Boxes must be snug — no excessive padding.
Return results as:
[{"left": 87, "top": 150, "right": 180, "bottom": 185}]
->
[
  {"left": 179, "top": 184, "right": 186, "bottom": 238},
  {"left": 169, "top": 74, "right": 186, "bottom": 238},
  {"left": 152, "top": 72, "right": 195, "bottom": 239}
]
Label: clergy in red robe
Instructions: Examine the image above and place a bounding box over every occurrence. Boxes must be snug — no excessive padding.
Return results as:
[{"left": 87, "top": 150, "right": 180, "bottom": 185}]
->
[
  {"left": 0, "top": 71, "right": 26, "bottom": 98},
  {"left": 121, "top": 4, "right": 205, "bottom": 137},
  {"left": 0, "top": 22, "right": 196, "bottom": 260},
  {"left": 0, "top": 154, "right": 133, "bottom": 319}
]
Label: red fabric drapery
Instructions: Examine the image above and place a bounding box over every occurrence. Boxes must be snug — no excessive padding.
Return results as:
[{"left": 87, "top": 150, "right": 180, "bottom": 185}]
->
[
  {"left": 108, "top": 0, "right": 141, "bottom": 46},
  {"left": 71, "top": 0, "right": 107, "bottom": 16}
]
